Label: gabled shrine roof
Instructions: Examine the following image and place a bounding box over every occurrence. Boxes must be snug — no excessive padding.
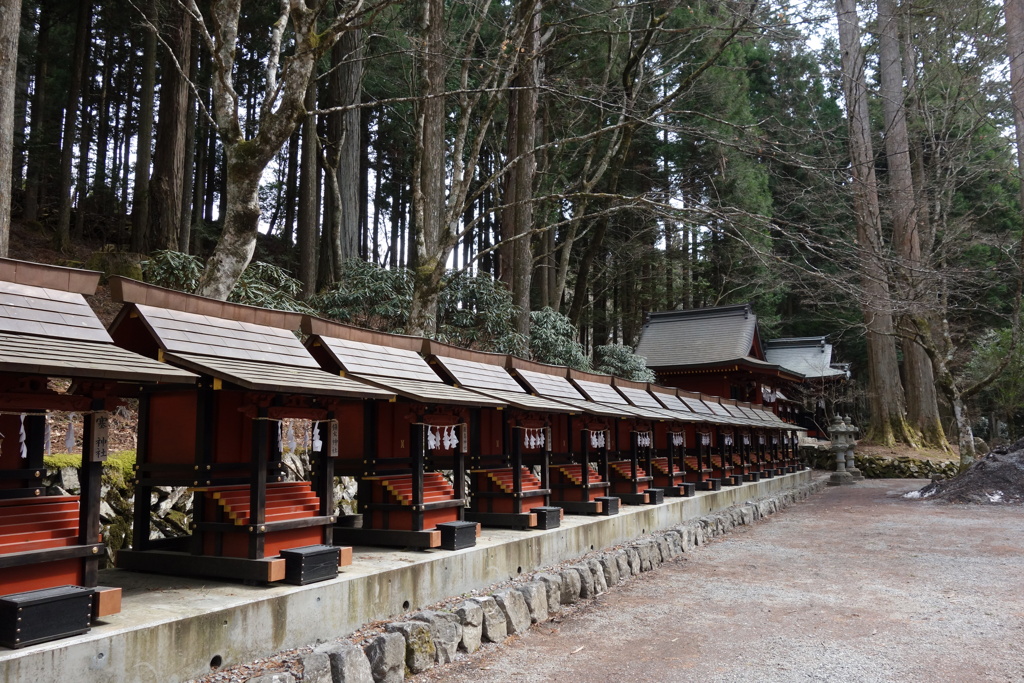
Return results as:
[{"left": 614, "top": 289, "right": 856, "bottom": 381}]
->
[
  {"left": 0, "top": 259, "right": 196, "bottom": 384},
  {"left": 423, "top": 343, "right": 575, "bottom": 413},
  {"left": 108, "top": 277, "right": 388, "bottom": 398},
  {"left": 764, "top": 337, "right": 848, "bottom": 380},
  {"left": 303, "top": 318, "right": 506, "bottom": 407},
  {"left": 635, "top": 304, "right": 799, "bottom": 380}
]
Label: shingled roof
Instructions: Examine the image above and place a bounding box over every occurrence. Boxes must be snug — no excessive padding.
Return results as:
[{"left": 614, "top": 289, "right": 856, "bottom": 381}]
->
[
  {"left": 635, "top": 303, "right": 777, "bottom": 370},
  {"left": 764, "top": 337, "right": 847, "bottom": 380},
  {"left": 0, "top": 259, "right": 196, "bottom": 384}
]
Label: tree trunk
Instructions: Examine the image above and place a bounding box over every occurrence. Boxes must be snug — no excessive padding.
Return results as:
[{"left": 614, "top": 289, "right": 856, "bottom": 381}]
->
[
  {"left": 503, "top": 0, "right": 541, "bottom": 337},
  {"left": 23, "top": 3, "right": 50, "bottom": 225},
  {"left": 11, "top": 6, "right": 30, "bottom": 193},
  {"left": 877, "top": 0, "right": 945, "bottom": 448},
  {"left": 0, "top": 0, "right": 22, "bottom": 256},
  {"left": 836, "top": 0, "right": 916, "bottom": 447},
  {"left": 325, "top": 26, "right": 362, "bottom": 279},
  {"left": 55, "top": 1, "right": 91, "bottom": 252},
  {"left": 93, "top": 15, "right": 111, "bottom": 198},
  {"left": 73, "top": 72, "right": 91, "bottom": 240},
  {"left": 150, "top": 1, "right": 193, "bottom": 251},
  {"left": 131, "top": 0, "right": 157, "bottom": 253},
  {"left": 297, "top": 82, "right": 319, "bottom": 298},
  {"left": 283, "top": 130, "right": 299, "bottom": 246},
  {"left": 179, "top": 37, "right": 199, "bottom": 253},
  {"left": 195, "top": 150, "right": 262, "bottom": 300},
  {"left": 408, "top": 0, "right": 448, "bottom": 336}
]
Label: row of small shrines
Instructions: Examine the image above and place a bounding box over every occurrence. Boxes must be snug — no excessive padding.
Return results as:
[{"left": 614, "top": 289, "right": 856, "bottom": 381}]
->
[{"left": 0, "top": 258, "right": 801, "bottom": 649}]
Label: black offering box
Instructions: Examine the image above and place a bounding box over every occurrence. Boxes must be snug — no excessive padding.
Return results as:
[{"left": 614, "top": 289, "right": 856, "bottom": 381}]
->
[
  {"left": 437, "top": 521, "right": 479, "bottom": 551},
  {"left": 279, "top": 545, "right": 341, "bottom": 585},
  {"left": 0, "top": 585, "right": 94, "bottom": 648}
]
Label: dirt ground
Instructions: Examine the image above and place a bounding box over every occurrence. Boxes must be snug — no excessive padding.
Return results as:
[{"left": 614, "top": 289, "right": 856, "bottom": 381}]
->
[{"left": 415, "top": 479, "right": 1024, "bottom": 683}]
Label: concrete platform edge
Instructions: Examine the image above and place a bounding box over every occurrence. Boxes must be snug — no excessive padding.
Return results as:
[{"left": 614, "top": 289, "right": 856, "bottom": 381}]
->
[{"left": 0, "top": 470, "right": 811, "bottom": 683}]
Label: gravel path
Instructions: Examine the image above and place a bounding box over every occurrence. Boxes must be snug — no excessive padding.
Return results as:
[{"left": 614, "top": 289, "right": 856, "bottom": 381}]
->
[{"left": 414, "top": 479, "right": 1024, "bottom": 683}]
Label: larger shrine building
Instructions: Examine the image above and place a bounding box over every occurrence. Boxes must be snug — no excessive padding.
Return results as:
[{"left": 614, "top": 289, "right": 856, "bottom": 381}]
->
[{"left": 635, "top": 304, "right": 803, "bottom": 406}]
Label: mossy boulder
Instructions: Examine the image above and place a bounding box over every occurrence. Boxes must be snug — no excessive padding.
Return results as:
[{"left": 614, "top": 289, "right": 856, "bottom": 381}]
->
[{"left": 85, "top": 247, "right": 144, "bottom": 282}]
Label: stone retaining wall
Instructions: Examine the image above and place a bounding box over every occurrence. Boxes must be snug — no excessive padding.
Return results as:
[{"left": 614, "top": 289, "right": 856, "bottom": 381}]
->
[
  {"left": 241, "top": 479, "right": 826, "bottom": 683},
  {"left": 800, "top": 445, "right": 958, "bottom": 479}
]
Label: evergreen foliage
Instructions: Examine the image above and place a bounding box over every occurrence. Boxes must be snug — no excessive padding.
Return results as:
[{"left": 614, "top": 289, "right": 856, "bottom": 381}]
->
[
  {"left": 594, "top": 344, "right": 656, "bottom": 383},
  {"left": 529, "top": 308, "right": 590, "bottom": 370}
]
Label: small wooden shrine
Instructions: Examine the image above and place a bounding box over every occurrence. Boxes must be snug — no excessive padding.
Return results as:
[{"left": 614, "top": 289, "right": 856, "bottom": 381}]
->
[
  {"left": 506, "top": 359, "right": 622, "bottom": 516},
  {"left": 567, "top": 370, "right": 667, "bottom": 506},
  {"left": 303, "top": 318, "right": 503, "bottom": 549},
  {"left": 423, "top": 341, "right": 571, "bottom": 530},
  {"left": 108, "top": 279, "right": 393, "bottom": 583},
  {"left": 615, "top": 379, "right": 698, "bottom": 498},
  {"left": 0, "top": 259, "right": 196, "bottom": 645}
]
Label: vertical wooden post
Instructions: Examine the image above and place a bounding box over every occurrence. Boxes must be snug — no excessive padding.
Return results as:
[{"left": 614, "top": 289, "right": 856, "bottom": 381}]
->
[
  {"left": 643, "top": 429, "right": 654, "bottom": 487},
  {"left": 191, "top": 384, "right": 213, "bottom": 556},
  {"left": 24, "top": 412, "right": 45, "bottom": 470},
  {"left": 411, "top": 422, "right": 424, "bottom": 530},
  {"left": 79, "top": 399, "right": 106, "bottom": 587},
  {"left": 249, "top": 406, "right": 268, "bottom": 559},
  {"left": 316, "top": 412, "right": 337, "bottom": 545},
  {"left": 133, "top": 392, "right": 152, "bottom": 551},
  {"left": 511, "top": 427, "right": 523, "bottom": 513},
  {"left": 455, "top": 422, "right": 467, "bottom": 521},
  {"left": 629, "top": 430, "right": 640, "bottom": 494},
  {"left": 542, "top": 425, "right": 551, "bottom": 506}
]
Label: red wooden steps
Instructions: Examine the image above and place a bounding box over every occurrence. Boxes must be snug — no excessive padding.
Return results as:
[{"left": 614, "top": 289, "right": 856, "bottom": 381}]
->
[
  {"left": 0, "top": 496, "right": 81, "bottom": 555},
  {"left": 369, "top": 472, "right": 456, "bottom": 506},
  {"left": 650, "top": 457, "right": 683, "bottom": 475},
  {"left": 553, "top": 464, "right": 606, "bottom": 487},
  {"left": 472, "top": 467, "right": 544, "bottom": 494},
  {"left": 609, "top": 461, "right": 649, "bottom": 479},
  {"left": 193, "top": 482, "right": 322, "bottom": 526}
]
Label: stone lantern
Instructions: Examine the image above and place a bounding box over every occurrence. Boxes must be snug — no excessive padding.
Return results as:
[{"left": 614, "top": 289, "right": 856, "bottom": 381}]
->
[
  {"left": 843, "top": 416, "right": 863, "bottom": 480},
  {"left": 827, "top": 414, "right": 854, "bottom": 486}
]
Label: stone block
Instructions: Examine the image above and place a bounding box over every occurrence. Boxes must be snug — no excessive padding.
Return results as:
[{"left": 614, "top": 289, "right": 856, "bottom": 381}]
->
[
  {"left": 572, "top": 564, "right": 596, "bottom": 598},
  {"left": 300, "top": 651, "right": 332, "bottom": 683},
  {"left": 515, "top": 581, "right": 549, "bottom": 623},
  {"left": 385, "top": 621, "right": 435, "bottom": 674},
  {"left": 470, "top": 596, "right": 507, "bottom": 643},
  {"left": 559, "top": 568, "right": 582, "bottom": 604},
  {"left": 536, "top": 573, "right": 562, "bottom": 612},
  {"left": 314, "top": 641, "right": 374, "bottom": 683},
  {"left": 599, "top": 554, "right": 619, "bottom": 587},
  {"left": 656, "top": 536, "right": 673, "bottom": 561},
  {"left": 587, "top": 559, "right": 608, "bottom": 594},
  {"left": 615, "top": 550, "right": 631, "bottom": 580},
  {"left": 363, "top": 632, "right": 406, "bottom": 683},
  {"left": 453, "top": 600, "right": 483, "bottom": 653},
  {"left": 626, "top": 548, "right": 642, "bottom": 574},
  {"left": 493, "top": 588, "right": 531, "bottom": 635},
  {"left": 411, "top": 611, "right": 463, "bottom": 664}
]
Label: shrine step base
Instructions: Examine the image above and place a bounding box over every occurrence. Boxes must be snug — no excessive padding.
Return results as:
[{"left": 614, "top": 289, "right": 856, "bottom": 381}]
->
[
  {"left": 0, "top": 585, "right": 94, "bottom": 649},
  {"left": 664, "top": 483, "right": 696, "bottom": 498},
  {"left": 437, "top": 522, "right": 479, "bottom": 551},
  {"left": 724, "top": 475, "right": 744, "bottom": 486},
  {"left": 746, "top": 472, "right": 761, "bottom": 482},
  {"left": 531, "top": 506, "right": 562, "bottom": 530},
  {"left": 464, "top": 511, "right": 537, "bottom": 530},
  {"left": 553, "top": 500, "right": 605, "bottom": 515},
  {"left": 595, "top": 496, "right": 620, "bottom": 516},
  {"left": 700, "top": 479, "right": 722, "bottom": 492},
  {"left": 332, "top": 526, "right": 441, "bottom": 549},
  {"left": 116, "top": 550, "right": 286, "bottom": 584}
]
